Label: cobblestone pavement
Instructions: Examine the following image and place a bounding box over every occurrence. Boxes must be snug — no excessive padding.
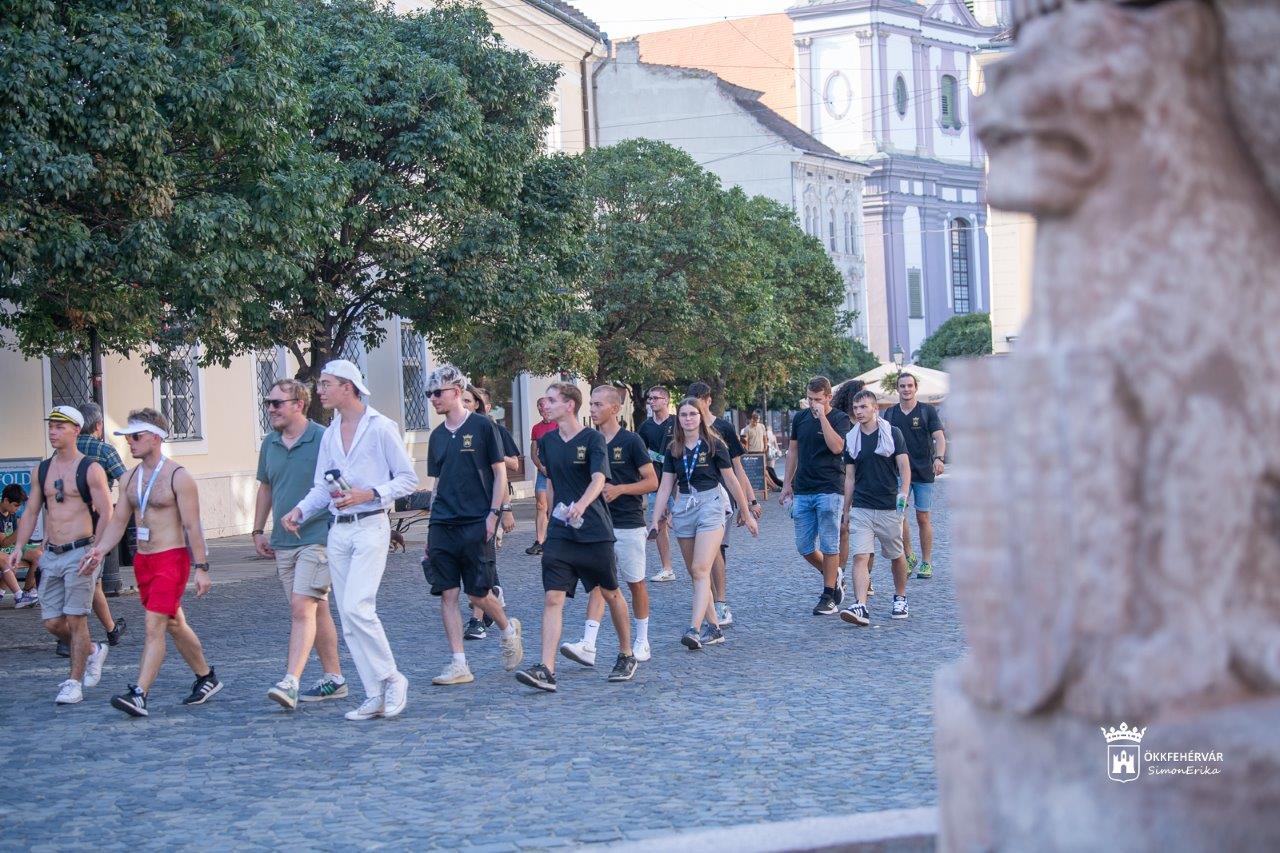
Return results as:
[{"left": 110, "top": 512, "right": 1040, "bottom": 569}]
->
[{"left": 0, "top": 484, "right": 961, "bottom": 850}]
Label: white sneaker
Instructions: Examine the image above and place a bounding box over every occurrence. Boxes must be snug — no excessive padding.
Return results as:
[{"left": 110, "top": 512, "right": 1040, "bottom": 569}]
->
[
  {"left": 651, "top": 568, "right": 677, "bottom": 582},
  {"left": 716, "top": 602, "right": 734, "bottom": 627},
  {"left": 500, "top": 617, "right": 524, "bottom": 671},
  {"left": 344, "top": 695, "right": 384, "bottom": 721},
  {"left": 494, "top": 585, "right": 506, "bottom": 609},
  {"left": 382, "top": 672, "right": 408, "bottom": 718},
  {"left": 432, "top": 660, "right": 475, "bottom": 685},
  {"left": 15, "top": 591, "right": 38, "bottom": 609},
  {"left": 633, "top": 639, "right": 651, "bottom": 662},
  {"left": 55, "top": 679, "right": 83, "bottom": 705},
  {"left": 559, "top": 640, "right": 596, "bottom": 667},
  {"left": 83, "top": 642, "right": 108, "bottom": 688}
]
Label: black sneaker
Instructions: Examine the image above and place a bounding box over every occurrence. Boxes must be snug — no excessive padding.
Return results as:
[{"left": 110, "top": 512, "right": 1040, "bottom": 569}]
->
[
  {"left": 463, "top": 618, "right": 487, "bottom": 641},
  {"left": 525, "top": 542, "right": 543, "bottom": 556},
  {"left": 182, "top": 668, "right": 223, "bottom": 706},
  {"left": 681, "top": 628, "right": 703, "bottom": 650},
  {"left": 608, "top": 654, "right": 638, "bottom": 682},
  {"left": 812, "top": 594, "right": 838, "bottom": 616},
  {"left": 700, "top": 624, "right": 725, "bottom": 646},
  {"left": 840, "top": 603, "right": 871, "bottom": 627},
  {"left": 832, "top": 583, "right": 845, "bottom": 607},
  {"left": 482, "top": 586, "right": 501, "bottom": 628},
  {"left": 111, "top": 684, "right": 149, "bottom": 717},
  {"left": 106, "top": 618, "right": 127, "bottom": 647},
  {"left": 515, "top": 664, "right": 557, "bottom": 692},
  {"left": 55, "top": 639, "right": 70, "bottom": 658}
]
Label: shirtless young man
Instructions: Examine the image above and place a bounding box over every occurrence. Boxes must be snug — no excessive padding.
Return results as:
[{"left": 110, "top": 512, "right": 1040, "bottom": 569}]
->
[
  {"left": 80, "top": 409, "right": 221, "bottom": 717},
  {"left": 7, "top": 407, "right": 113, "bottom": 705}
]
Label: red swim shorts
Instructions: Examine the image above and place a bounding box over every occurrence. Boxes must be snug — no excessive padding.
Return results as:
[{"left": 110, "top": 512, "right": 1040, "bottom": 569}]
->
[{"left": 133, "top": 548, "right": 191, "bottom": 617}]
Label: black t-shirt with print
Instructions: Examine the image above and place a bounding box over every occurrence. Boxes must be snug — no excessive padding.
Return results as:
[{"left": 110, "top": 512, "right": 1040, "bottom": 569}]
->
[
  {"left": 427, "top": 413, "right": 504, "bottom": 525},
  {"left": 637, "top": 415, "right": 675, "bottom": 473},
  {"left": 605, "top": 429, "right": 653, "bottom": 530},
  {"left": 843, "top": 424, "right": 907, "bottom": 510},
  {"left": 538, "top": 427, "right": 614, "bottom": 543},
  {"left": 789, "top": 407, "right": 854, "bottom": 495},
  {"left": 882, "top": 402, "right": 943, "bottom": 483},
  {"left": 662, "top": 438, "right": 732, "bottom": 494}
]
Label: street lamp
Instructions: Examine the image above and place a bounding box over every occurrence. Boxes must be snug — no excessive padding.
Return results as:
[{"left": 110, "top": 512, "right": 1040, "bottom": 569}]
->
[{"left": 892, "top": 345, "right": 905, "bottom": 367}]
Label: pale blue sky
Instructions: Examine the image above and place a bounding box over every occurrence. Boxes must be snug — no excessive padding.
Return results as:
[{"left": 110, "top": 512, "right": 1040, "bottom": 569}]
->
[{"left": 571, "top": 0, "right": 792, "bottom": 39}]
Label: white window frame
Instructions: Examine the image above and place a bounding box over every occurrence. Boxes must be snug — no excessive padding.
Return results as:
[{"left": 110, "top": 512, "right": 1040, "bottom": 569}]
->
[
  {"left": 151, "top": 344, "right": 208, "bottom": 455},
  {"left": 398, "top": 320, "right": 431, "bottom": 437}
]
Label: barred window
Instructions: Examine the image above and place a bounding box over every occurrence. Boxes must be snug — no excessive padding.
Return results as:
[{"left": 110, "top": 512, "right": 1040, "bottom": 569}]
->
[
  {"left": 50, "top": 355, "right": 92, "bottom": 409},
  {"left": 400, "top": 322, "right": 429, "bottom": 431},
  {"left": 256, "top": 350, "right": 282, "bottom": 434},
  {"left": 338, "top": 336, "right": 367, "bottom": 375},
  {"left": 950, "top": 219, "right": 972, "bottom": 315},
  {"left": 159, "top": 346, "right": 202, "bottom": 441}
]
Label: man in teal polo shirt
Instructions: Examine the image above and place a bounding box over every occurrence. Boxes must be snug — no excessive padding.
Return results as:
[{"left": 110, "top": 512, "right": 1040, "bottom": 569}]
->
[{"left": 253, "top": 378, "right": 348, "bottom": 710}]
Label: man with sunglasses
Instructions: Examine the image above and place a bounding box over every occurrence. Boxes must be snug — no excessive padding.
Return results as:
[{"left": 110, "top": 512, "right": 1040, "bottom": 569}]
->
[
  {"left": 282, "top": 360, "right": 419, "bottom": 721},
  {"left": 255, "top": 379, "right": 348, "bottom": 710},
  {"left": 80, "top": 408, "right": 222, "bottom": 716},
  {"left": 8, "top": 406, "right": 113, "bottom": 705}
]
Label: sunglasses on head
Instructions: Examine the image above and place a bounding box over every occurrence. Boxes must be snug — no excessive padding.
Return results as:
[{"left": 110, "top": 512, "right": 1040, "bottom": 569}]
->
[
  {"left": 54, "top": 478, "right": 65, "bottom": 503},
  {"left": 262, "top": 397, "right": 299, "bottom": 409}
]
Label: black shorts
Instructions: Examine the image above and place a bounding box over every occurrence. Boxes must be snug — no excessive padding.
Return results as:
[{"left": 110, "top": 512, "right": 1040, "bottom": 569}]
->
[
  {"left": 424, "top": 522, "right": 497, "bottom": 597},
  {"left": 541, "top": 538, "right": 618, "bottom": 598}
]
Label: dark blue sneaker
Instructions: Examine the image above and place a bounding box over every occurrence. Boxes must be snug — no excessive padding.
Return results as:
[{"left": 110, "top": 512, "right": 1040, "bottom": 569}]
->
[
  {"left": 300, "top": 676, "right": 348, "bottom": 703},
  {"left": 700, "top": 624, "right": 725, "bottom": 646},
  {"left": 111, "top": 684, "right": 148, "bottom": 717}
]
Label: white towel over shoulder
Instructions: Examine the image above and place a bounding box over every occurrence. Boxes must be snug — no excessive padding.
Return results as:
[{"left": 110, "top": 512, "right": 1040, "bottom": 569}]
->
[{"left": 846, "top": 419, "right": 895, "bottom": 459}]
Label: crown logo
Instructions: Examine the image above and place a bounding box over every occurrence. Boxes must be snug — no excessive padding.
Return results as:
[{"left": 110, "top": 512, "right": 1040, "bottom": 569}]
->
[{"left": 1100, "top": 722, "right": 1147, "bottom": 744}]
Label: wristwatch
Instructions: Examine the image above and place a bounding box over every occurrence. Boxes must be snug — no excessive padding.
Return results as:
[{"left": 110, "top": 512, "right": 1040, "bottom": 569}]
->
[
  {"left": 193, "top": 562, "right": 210, "bottom": 572},
  {"left": 251, "top": 529, "right": 265, "bottom": 536},
  {"left": 749, "top": 499, "right": 760, "bottom": 507},
  {"left": 500, "top": 503, "right": 513, "bottom": 512},
  {"left": 489, "top": 507, "right": 502, "bottom": 516}
]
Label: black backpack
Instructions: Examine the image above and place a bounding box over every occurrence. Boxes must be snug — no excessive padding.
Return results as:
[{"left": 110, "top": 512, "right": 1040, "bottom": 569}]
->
[{"left": 38, "top": 456, "right": 98, "bottom": 524}]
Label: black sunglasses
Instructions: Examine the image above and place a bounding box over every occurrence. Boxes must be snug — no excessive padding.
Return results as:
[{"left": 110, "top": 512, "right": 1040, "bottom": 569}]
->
[
  {"left": 262, "top": 398, "right": 300, "bottom": 409},
  {"left": 54, "top": 479, "right": 65, "bottom": 503},
  {"left": 428, "top": 387, "right": 460, "bottom": 399}
]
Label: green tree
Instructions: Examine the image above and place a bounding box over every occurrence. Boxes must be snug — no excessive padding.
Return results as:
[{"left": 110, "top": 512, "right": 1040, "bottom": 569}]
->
[
  {"left": 0, "top": 0, "right": 330, "bottom": 378},
  {"left": 916, "top": 312, "right": 992, "bottom": 369}
]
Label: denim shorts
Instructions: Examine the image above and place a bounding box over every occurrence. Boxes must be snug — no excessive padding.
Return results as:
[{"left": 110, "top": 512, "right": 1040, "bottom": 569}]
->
[
  {"left": 535, "top": 472, "right": 548, "bottom": 493},
  {"left": 670, "top": 488, "right": 727, "bottom": 538},
  {"left": 791, "top": 492, "right": 843, "bottom": 556},
  {"left": 908, "top": 481, "right": 934, "bottom": 512}
]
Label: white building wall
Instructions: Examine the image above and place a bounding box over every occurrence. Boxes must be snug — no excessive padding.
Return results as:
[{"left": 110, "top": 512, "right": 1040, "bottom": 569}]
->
[
  {"left": 884, "top": 34, "right": 917, "bottom": 153},
  {"left": 903, "top": 205, "right": 925, "bottom": 353},
  {"left": 928, "top": 45, "right": 972, "bottom": 162},
  {"left": 809, "top": 34, "right": 865, "bottom": 154}
]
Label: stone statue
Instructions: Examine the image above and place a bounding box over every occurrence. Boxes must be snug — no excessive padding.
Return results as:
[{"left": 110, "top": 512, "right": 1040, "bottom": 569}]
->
[{"left": 934, "top": 1, "right": 1280, "bottom": 848}]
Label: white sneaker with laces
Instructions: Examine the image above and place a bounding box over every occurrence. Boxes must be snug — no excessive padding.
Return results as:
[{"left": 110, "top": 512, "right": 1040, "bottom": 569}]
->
[
  {"left": 344, "top": 695, "right": 385, "bottom": 721},
  {"left": 83, "top": 642, "right": 108, "bottom": 688},
  {"left": 891, "top": 596, "right": 909, "bottom": 620},
  {"left": 717, "top": 602, "right": 734, "bottom": 627},
  {"left": 633, "top": 639, "right": 651, "bottom": 662},
  {"left": 15, "top": 591, "right": 38, "bottom": 609},
  {"left": 559, "top": 640, "right": 596, "bottom": 667},
  {"left": 55, "top": 679, "right": 83, "bottom": 705},
  {"left": 500, "top": 617, "right": 524, "bottom": 671},
  {"left": 382, "top": 672, "right": 408, "bottom": 718},
  {"left": 651, "top": 568, "right": 677, "bottom": 582},
  {"left": 431, "top": 660, "right": 475, "bottom": 685}
]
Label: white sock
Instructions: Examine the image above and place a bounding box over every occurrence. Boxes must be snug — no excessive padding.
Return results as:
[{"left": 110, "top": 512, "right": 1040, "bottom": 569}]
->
[
  {"left": 452, "top": 652, "right": 467, "bottom": 667},
  {"left": 583, "top": 620, "right": 601, "bottom": 647},
  {"left": 635, "top": 617, "right": 649, "bottom": 644},
  {"left": 501, "top": 623, "right": 516, "bottom": 639},
  {"left": 326, "top": 672, "right": 345, "bottom": 685}
]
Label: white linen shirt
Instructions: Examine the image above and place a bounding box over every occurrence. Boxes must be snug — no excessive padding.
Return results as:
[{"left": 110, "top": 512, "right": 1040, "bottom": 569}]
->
[{"left": 294, "top": 404, "right": 419, "bottom": 520}]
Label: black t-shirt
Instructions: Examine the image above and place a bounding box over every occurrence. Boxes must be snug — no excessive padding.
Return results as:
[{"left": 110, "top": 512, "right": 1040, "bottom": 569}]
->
[
  {"left": 637, "top": 416, "right": 675, "bottom": 473},
  {"left": 883, "top": 402, "right": 943, "bottom": 483},
  {"left": 844, "top": 424, "right": 907, "bottom": 510},
  {"left": 605, "top": 429, "right": 653, "bottom": 530},
  {"left": 427, "top": 413, "right": 504, "bottom": 525},
  {"left": 493, "top": 420, "right": 519, "bottom": 459},
  {"left": 663, "top": 438, "right": 732, "bottom": 494},
  {"left": 789, "top": 407, "right": 854, "bottom": 495},
  {"left": 711, "top": 417, "right": 745, "bottom": 459},
  {"left": 538, "top": 427, "right": 614, "bottom": 543}
]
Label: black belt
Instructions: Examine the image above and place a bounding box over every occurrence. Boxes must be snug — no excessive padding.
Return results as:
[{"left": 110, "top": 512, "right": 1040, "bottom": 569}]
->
[
  {"left": 334, "top": 510, "right": 386, "bottom": 525},
  {"left": 47, "top": 537, "right": 93, "bottom": 555}
]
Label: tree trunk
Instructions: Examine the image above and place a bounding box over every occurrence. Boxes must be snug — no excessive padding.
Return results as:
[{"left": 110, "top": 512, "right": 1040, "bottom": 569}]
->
[
  {"left": 297, "top": 344, "right": 331, "bottom": 424},
  {"left": 89, "top": 327, "right": 104, "bottom": 406}
]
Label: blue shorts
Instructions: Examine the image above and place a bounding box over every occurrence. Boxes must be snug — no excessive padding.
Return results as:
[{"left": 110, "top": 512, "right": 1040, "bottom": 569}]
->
[
  {"left": 535, "top": 472, "right": 548, "bottom": 493},
  {"left": 909, "top": 481, "right": 934, "bottom": 512},
  {"left": 791, "top": 492, "right": 843, "bottom": 556}
]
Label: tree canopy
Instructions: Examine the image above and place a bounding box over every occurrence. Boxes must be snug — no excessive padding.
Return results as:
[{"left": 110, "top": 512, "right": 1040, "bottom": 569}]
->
[{"left": 916, "top": 312, "right": 993, "bottom": 369}]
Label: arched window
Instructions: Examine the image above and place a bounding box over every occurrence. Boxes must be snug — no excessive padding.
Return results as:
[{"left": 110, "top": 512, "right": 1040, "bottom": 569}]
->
[
  {"left": 940, "top": 75, "right": 961, "bottom": 130},
  {"left": 828, "top": 208, "right": 837, "bottom": 251},
  {"left": 950, "top": 218, "right": 972, "bottom": 314}
]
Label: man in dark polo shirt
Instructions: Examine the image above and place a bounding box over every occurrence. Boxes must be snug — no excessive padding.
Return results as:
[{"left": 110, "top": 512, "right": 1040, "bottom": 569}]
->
[
  {"left": 255, "top": 379, "right": 348, "bottom": 710},
  {"left": 882, "top": 372, "right": 946, "bottom": 579},
  {"left": 516, "top": 382, "right": 638, "bottom": 692},
  {"left": 423, "top": 364, "right": 524, "bottom": 687},
  {"left": 840, "top": 389, "right": 911, "bottom": 627}
]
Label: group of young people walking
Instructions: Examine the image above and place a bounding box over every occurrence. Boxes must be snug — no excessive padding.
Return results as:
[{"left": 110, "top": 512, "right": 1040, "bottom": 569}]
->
[{"left": 18, "top": 359, "right": 943, "bottom": 719}]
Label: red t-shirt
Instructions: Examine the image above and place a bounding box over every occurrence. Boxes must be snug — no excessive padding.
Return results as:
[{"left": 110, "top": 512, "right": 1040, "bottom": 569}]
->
[{"left": 530, "top": 420, "right": 556, "bottom": 445}]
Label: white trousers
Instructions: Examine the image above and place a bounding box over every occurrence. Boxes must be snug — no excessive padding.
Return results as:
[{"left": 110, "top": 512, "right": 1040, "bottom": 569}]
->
[{"left": 327, "top": 513, "right": 397, "bottom": 698}]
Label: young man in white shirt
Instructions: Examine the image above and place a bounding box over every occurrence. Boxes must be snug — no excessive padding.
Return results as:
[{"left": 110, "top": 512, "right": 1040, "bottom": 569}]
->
[{"left": 282, "top": 360, "right": 419, "bottom": 721}]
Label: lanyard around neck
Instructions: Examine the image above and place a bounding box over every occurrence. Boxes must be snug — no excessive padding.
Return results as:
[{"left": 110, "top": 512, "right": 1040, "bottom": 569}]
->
[
  {"left": 682, "top": 440, "right": 703, "bottom": 488},
  {"left": 137, "top": 458, "right": 166, "bottom": 521}
]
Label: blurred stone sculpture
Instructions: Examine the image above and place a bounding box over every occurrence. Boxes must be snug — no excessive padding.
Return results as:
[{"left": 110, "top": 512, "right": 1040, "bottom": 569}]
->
[{"left": 935, "top": 0, "right": 1280, "bottom": 848}]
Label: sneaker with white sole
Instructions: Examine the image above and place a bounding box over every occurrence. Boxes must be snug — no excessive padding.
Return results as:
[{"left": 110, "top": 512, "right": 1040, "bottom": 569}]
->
[
  {"left": 515, "top": 664, "right": 557, "bottom": 692},
  {"left": 344, "top": 695, "right": 384, "bottom": 721},
  {"left": 700, "top": 624, "right": 726, "bottom": 646},
  {"left": 55, "top": 679, "right": 83, "bottom": 705},
  {"left": 432, "top": 660, "right": 474, "bottom": 685},
  {"left": 500, "top": 618, "right": 524, "bottom": 672},
  {"left": 463, "top": 618, "right": 487, "bottom": 641},
  {"left": 840, "top": 603, "right": 871, "bottom": 626},
  {"left": 633, "top": 639, "right": 651, "bottom": 662},
  {"left": 181, "top": 669, "right": 222, "bottom": 706},
  {"left": 83, "top": 642, "right": 108, "bottom": 688},
  {"left": 300, "top": 676, "right": 348, "bottom": 702},
  {"left": 559, "top": 640, "right": 596, "bottom": 667},
  {"left": 15, "top": 591, "right": 38, "bottom": 609},
  {"left": 608, "top": 654, "right": 638, "bottom": 682},
  {"left": 715, "top": 602, "right": 734, "bottom": 627},
  {"left": 111, "top": 684, "right": 148, "bottom": 717},
  {"left": 382, "top": 672, "right": 408, "bottom": 718},
  {"left": 267, "top": 679, "right": 299, "bottom": 710},
  {"left": 891, "top": 595, "right": 909, "bottom": 620},
  {"left": 681, "top": 628, "right": 703, "bottom": 651},
  {"left": 651, "top": 568, "right": 677, "bottom": 582}
]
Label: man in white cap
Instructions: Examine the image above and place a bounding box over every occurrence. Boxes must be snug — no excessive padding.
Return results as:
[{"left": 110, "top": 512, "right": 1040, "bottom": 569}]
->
[
  {"left": 80, "top": 408, "right": 222, "bottom": 717},
  {"left": 282, "top": 360, "right": 419, "bottom": 721},
  {"left": 8, "top": 406, "right": 113, "bottom": 705}
]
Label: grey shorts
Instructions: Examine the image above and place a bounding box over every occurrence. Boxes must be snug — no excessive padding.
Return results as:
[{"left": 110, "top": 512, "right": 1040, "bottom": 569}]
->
[
  {"left": 613, "top": 526, "right": 647, "bottom": 584},
  {"left": 849, "top": 507, "right": 905, "bottom": 560},
  {"left": 39, "top": 545, "right": 100, "bottom": 621},
  {"left": 276, "top": 543, "right": 330, "bottom": 600},
  {"left": 670, "top": 488, "right": 727, "bottom": 539}
]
